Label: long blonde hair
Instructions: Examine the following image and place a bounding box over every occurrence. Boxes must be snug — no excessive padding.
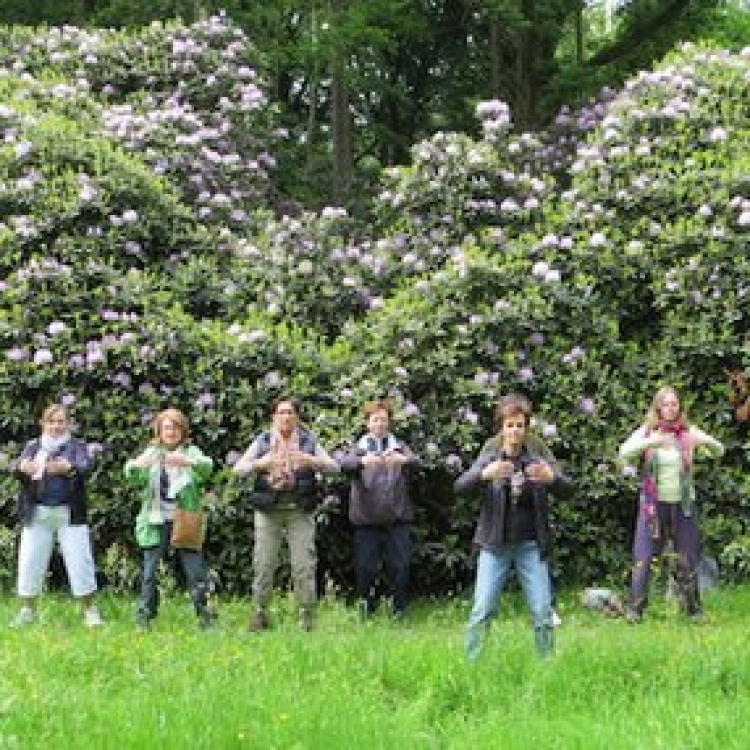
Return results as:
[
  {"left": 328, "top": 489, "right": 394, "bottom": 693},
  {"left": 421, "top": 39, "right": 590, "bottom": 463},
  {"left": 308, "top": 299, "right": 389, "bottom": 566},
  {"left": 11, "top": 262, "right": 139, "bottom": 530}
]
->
[{"left": 644, "top": 386, "right": 688, "bottom": 430}]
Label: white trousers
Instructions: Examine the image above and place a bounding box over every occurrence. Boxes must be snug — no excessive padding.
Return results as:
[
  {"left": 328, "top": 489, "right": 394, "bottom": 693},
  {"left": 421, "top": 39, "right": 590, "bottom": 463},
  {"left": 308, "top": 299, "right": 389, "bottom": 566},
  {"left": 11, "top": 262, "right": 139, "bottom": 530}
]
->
[{"left": 17, "top": 505, "right": 98, "bottom": 598}]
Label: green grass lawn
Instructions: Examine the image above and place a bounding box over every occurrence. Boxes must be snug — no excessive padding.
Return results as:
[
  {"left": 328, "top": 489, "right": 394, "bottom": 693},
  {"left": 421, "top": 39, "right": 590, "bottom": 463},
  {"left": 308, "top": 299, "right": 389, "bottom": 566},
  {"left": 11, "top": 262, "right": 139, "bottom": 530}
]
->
[{"left": 1, "top": 586, "right": 748, "bottom": 750}]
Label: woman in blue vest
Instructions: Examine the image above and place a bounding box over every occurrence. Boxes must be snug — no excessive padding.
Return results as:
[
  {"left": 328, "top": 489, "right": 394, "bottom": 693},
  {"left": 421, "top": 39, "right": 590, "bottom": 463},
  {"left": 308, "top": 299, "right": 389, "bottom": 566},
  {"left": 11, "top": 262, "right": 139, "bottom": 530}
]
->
[
  {"left": 234, "top": 396, "right": 338, "bottom": 631},
  {"left": 12, "top": 404, "right": 103, "bottom": 628}
]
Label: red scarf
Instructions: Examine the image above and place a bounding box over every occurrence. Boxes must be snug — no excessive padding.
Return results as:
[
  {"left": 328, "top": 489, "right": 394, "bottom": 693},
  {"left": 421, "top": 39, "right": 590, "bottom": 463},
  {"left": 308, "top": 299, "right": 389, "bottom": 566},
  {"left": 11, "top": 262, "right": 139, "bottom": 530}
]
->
[
  {"left": 653, "top": 419, "right": 693, "bottom": 472},
  {"left": 640, "top": 419, "right": 694, "bottom": 539}
]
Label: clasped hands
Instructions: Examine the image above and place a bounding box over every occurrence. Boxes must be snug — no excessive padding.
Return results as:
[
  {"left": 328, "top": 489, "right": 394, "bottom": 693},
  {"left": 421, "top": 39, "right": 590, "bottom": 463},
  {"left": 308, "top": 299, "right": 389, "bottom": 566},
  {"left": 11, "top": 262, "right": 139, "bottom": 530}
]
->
[
  {"left": 360, "top": 450, "right": 409, "bottom": 468},
  {"left": 133, "top": 452, "right": 192, "bottom": 469},
  {"left": 253, "top": 450, "right": 318, "bottom": 472},
  {"left": 19, "top": 457, "right": 73, "bottom": 476},
  {"left": 481, "top": 458, "right": 554, "bottom": 484}
]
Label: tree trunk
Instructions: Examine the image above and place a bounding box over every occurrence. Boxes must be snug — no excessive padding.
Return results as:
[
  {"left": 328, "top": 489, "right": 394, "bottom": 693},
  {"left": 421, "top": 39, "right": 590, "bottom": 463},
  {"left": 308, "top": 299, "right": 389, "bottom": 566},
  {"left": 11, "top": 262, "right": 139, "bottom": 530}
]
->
[
  {"left": 575, "top": 2, "right": 584, "bottom": 64},
  {"left": 515, "top": 0, "right": 536, "bottom": 130},
  {"left": 489, "top": 18, "right": 501, "bottom": 98},
  {"left": 331, "top": 50, "right": 352, "bottom": 200},
  {"left": 330, "top": 1, "right": 352, "bottom": 201}
]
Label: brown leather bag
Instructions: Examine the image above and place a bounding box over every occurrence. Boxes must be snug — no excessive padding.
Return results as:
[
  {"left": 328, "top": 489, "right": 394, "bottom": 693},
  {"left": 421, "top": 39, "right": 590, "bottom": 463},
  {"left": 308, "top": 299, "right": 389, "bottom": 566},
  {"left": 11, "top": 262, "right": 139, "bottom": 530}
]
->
[{"left": 170, "top": 508, "right": 206, "bottom": 550}]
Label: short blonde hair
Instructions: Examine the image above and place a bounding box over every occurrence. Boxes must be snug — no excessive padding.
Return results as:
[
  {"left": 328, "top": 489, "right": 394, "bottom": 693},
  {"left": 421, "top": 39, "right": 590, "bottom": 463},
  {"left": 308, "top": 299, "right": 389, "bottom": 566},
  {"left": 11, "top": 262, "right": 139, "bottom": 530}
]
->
[
  {"left": 363, "top": 399, "right": 392, "bottom": 419},
  {"left": 40, "top": 404, "right": 68, "bottom": 427},
  {"left": 152, "top": 408, "right": 190, "bottom": 445}
]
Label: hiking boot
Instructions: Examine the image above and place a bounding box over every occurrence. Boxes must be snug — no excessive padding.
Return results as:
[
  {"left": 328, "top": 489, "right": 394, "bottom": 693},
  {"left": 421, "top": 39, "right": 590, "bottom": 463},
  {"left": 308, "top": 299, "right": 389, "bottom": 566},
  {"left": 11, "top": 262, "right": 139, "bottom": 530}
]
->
[
  {"left": 356, "top": 599, "right": 370, "bottom": 623},
  {"left": 249, "top": 610, "right": 269, "bottom": 632},
  {"left": 11, "top": 607, "right": 37, "bottom": 628},
  {"left": 135, "top": 611, "right": 152, "bottom": 632},
  {"left": 83, "top": 606, "right": 104, "bottom": 628},
  {"left": 624, "top": 606, "right": 643, "bottom": 624},
  {"left": 391, "top": 608, "right": 407, "bottom": 623},
  {"left": 198, "top": 609, "right": 218, "bottom": 631},
  {"left": 534, "top": 625, "right": 555, "bottom": 658},
  {"left": 299, "top": 608, "right": 314, "bottom": 632}
]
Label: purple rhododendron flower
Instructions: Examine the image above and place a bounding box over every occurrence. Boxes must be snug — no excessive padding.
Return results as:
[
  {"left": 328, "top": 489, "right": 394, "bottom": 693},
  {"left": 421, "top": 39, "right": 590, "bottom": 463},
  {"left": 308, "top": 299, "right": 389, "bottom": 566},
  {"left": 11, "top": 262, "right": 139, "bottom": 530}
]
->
[
  {"left": 579, "top": 397, "right": 597, "bottom": 414},
  {"left": 6, "top": 347, "right": 28, "bottom": 362},
  {"left": 33, "top": 349, "right": 53, "bottom": 365}
]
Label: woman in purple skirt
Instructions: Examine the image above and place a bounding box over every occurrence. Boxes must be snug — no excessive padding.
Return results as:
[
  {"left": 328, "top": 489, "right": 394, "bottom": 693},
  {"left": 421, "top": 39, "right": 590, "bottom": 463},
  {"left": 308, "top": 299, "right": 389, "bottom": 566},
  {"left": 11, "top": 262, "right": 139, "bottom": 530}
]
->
[{"left": 619, "top": 386, "right": 723, "bottom": 623}]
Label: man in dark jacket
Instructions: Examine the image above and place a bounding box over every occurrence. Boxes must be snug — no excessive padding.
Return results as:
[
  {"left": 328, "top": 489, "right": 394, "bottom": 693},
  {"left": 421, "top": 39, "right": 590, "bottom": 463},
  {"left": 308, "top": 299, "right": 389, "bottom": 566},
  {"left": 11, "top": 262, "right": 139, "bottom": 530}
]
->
[
  {"left": 455, "top": 393, "right": 571, "bottom": 659},
  {"left": 339, "top": 400, "right": 420, "bottom": 619}
]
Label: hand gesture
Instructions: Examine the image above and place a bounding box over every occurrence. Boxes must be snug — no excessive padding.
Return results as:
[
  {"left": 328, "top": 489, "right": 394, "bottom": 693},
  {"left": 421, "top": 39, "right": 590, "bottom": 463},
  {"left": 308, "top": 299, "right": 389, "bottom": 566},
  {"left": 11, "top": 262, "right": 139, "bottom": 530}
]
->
[
  {"left": 163, "top": 452, "right": 191, "bottom": 469},
  {"left": 360, "top": 453, "right": 384, "bottom": 467},
  {"left": 524, "top": 460, "right": 554, "bottom": 484},
  {"left": 652, "top": 431, "right": 678, "bottom": 450},
  {"left": 46, "top": 457, "right": 72, "bottom": 475},
  {"left": 481, "top": 459, "right": 515, "bottom": 482},
  {"left": 18, "top": 458, "right": 39, "bottom": 477},
  {"left": 289, "top": 450, "right": 317, "bottom": 469},
  {"left": 383, "top": 450, "right": 409, "bottom": 465},
  {"left": 253, "top": 453, "right": 278, "bottom": 472}
]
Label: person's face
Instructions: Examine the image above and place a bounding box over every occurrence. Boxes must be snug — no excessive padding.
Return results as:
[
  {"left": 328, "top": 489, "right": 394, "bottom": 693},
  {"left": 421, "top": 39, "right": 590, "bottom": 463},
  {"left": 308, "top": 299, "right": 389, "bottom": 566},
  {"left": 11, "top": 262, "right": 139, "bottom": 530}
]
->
[
  {"left": 159, "top": 418, "right": 183, "bottom": 448},
  {"left": 658, "top": 392, "right": 681, "bottom": 422},
  {"left": 273, "top": 401, "right": 298, "bottom": 434},
  {"left": 368, "top": 409, "right": 389, "bottom": 438},
  {"left": 501, "top": 412, "right": 527, "bottom": 453},
  {"left": 43, "top": 411, "right": 68, "bottom": 438}
]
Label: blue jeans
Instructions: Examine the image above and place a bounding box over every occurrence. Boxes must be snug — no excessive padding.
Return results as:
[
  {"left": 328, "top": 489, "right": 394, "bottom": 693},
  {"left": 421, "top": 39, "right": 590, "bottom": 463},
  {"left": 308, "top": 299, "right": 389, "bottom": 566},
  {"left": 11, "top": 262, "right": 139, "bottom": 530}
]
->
[
  {"left": 466, "top": 541, "right": 553, "bottom": 659},
  {"left": 137, "top": 522, "right": 211, "bottom": 624}
]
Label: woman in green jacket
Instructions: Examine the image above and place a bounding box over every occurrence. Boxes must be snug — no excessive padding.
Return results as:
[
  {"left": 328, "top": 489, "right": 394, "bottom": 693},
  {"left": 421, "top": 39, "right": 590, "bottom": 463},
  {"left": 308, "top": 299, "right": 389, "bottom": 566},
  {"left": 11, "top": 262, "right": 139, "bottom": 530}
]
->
[{"left": 125, "top": 408, "right": 216, "bottom": 630}]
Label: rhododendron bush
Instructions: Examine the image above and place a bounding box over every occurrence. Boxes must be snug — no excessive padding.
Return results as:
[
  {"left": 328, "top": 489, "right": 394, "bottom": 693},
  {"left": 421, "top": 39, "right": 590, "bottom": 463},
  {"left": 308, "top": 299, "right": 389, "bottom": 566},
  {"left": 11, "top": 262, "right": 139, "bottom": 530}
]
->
[{"left": 1, "top": 17, "right": 750, "bottom": 593}]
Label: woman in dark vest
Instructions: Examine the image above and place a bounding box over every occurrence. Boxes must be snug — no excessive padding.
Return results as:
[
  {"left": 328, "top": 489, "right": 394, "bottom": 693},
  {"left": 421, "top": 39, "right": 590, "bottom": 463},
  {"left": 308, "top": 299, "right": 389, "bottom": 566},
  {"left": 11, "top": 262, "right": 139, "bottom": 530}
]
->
[
  {"left": 12, "top": 404, "right": 103, "bottom": 628},
  {"left": 233, "top": 396, "right": 338, "bottom": 631}
]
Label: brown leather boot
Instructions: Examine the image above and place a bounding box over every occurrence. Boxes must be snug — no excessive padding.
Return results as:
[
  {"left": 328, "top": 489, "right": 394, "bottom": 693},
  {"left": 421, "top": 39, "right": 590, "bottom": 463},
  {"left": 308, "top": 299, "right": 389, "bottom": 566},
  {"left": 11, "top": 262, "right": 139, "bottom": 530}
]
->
[
  {"left": 299, "top": 607, "right": 314, "bottom": 632},
  {"left": 249, "top": 609, "right": 270, "bottom": 632}
]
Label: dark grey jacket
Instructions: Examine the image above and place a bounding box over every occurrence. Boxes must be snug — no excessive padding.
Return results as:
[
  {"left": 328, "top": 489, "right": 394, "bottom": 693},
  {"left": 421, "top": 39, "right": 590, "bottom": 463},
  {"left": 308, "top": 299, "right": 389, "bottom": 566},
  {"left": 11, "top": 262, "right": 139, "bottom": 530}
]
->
[
  {"left": 339, "top": 438, "right": 420, "bottom": 526},
  {"left": 454, "top": 445, "right": 571, "bottom": 558}
]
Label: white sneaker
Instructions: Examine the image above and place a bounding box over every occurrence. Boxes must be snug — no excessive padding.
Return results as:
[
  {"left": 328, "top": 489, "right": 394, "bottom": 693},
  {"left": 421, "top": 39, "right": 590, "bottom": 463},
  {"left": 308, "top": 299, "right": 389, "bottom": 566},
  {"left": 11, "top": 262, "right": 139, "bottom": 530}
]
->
[
  {"left": 84, "top": 606, "right": 104, "bottom": 628},
  {"left": 11, "top": 607, "right": 37, "bottom": 628},
  {"left": 551, "top": 609, "right": 562, "bottom": 628}
]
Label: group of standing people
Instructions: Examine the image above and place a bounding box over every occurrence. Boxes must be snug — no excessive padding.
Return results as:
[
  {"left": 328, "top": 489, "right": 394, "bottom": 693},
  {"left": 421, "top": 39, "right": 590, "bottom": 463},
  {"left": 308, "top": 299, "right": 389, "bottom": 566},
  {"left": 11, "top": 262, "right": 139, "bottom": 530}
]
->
[
  {"left": 9, "top": 396, "right": 419, "bottom": 634},
  {"left": 9, "top": 386, "right": 724, "bottom": 662}
]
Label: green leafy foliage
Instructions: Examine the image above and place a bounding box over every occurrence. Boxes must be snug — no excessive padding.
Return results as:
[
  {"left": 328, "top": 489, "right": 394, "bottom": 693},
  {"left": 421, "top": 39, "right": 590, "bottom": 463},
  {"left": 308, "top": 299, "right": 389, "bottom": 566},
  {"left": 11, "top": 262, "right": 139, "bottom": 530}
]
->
[{"left": 1, "top": 18, "right": 750, "bottom": 597}]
